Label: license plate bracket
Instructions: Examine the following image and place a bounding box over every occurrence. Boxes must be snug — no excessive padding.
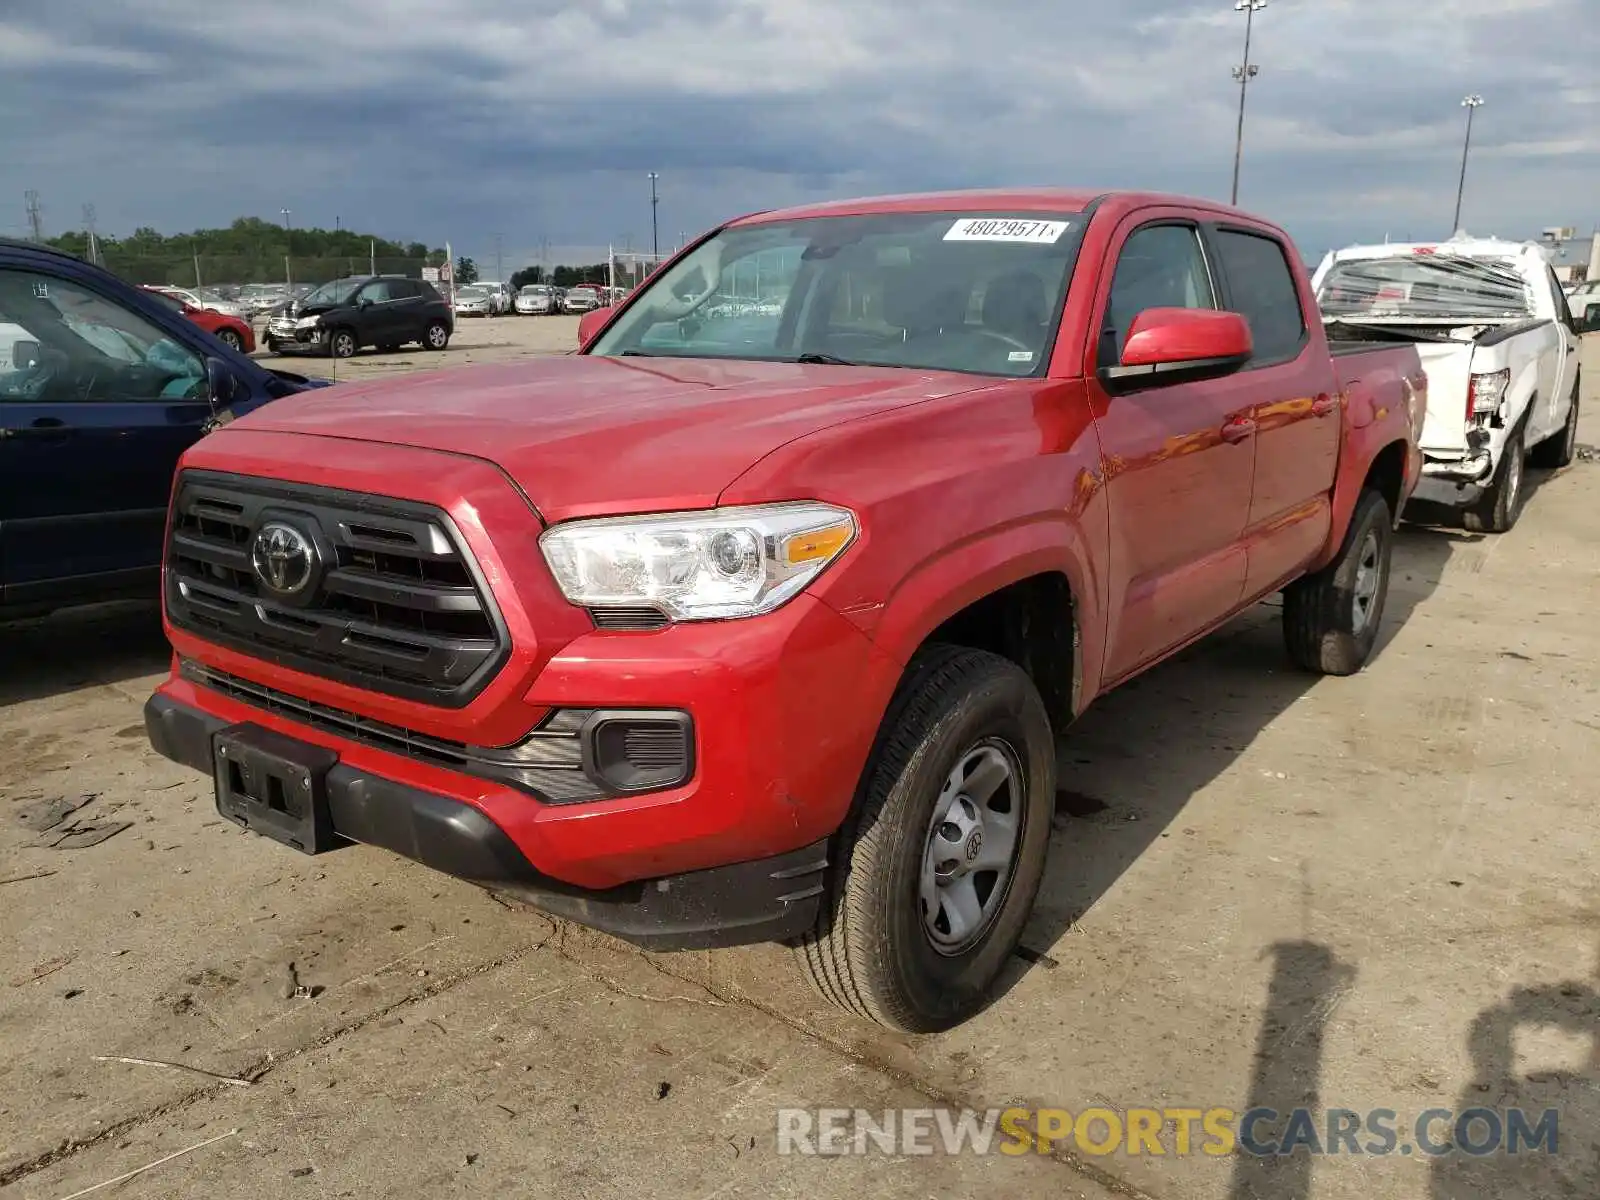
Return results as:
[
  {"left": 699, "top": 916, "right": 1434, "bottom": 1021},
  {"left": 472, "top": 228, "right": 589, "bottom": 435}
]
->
[{"left": 213, "top": 723, "right": 341, "bottom": 855}]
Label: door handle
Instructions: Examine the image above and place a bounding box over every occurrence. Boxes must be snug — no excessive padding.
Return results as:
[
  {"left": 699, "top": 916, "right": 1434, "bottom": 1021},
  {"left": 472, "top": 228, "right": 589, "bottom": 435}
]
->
[
  {"left": 1311, "top": 394, "right": 1339, "bottom": 417},
  {"left": 2, "top": 422, "right": 76, "bottom": 441},
  {"left": 1220, "top": 416, "right": 1258, "bottom": 444}
]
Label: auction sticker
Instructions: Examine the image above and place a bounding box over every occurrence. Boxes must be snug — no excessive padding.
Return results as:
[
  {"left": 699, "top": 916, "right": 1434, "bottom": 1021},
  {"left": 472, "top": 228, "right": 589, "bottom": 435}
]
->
[{"left": 944, "top": 218, "right": 1071, "bottom": 244}]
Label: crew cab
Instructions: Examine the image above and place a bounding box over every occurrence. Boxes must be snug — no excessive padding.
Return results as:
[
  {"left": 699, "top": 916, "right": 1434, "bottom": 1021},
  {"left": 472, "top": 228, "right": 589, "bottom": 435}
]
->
[
  {"left": 144, "top": 190, "right": 1423, "bottom": 1032},
  {"left": 0, "top": 239, "right": 329, "bottom": 618},
  {"left": 1313, "top": 236, "right": 1581, "bottom": 532}
]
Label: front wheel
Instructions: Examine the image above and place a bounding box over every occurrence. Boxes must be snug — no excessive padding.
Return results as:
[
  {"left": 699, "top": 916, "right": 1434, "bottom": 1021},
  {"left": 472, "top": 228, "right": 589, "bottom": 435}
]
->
[
  {"left": 423, "top": 321, "right": 450, "bottom": 350},
  {"left": 327, "top": 328, "right": 358, "bottom": 359},
  {"left": 1283, "top": 487, "right": 1394, "bottom": 676},
  {"left": 216, "top": 329, "right": 244, "bottom": 352},
  {"left": 798, "top": 646, "right": 1055, "bottom": 1033},
  {"left": 1529, "top": 376, "right": 1580, "bottom": 469}
]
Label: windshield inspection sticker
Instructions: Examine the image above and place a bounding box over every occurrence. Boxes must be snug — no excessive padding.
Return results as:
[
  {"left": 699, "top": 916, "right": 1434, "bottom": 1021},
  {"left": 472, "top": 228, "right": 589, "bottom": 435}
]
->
[
  {"left": 945, "top": 218, "right": 1071, "bottom": 244},
  {"left": 1008, "top": 351, "right": 1035, "bottom": 362}
]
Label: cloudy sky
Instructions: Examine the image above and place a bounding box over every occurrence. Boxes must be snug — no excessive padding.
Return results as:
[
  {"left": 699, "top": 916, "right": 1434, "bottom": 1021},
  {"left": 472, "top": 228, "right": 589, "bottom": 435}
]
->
[{"left": 3, "top": 0, "right": 1596, "bottom": 270}]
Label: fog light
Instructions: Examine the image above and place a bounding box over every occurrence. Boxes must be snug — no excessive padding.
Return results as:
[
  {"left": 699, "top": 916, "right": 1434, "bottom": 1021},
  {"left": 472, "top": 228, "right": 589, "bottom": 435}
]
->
[{"left": 582, "top": 711, "right": 694, "bottom": 793}]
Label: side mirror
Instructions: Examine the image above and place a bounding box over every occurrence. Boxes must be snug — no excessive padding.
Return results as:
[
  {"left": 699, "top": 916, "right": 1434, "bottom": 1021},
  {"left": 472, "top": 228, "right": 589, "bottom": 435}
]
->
[
  {"left": 12, "top": 339, "right": 40, "bottom": 370},
  {"left": 205, "top": 357, "right": 240, "bottom": 407},
  {"left": 577, "top": 306, "right": 613, "bottom": 350},
  {"left": 1100, "top": 308, "right": 1253, "bottom": 393}
]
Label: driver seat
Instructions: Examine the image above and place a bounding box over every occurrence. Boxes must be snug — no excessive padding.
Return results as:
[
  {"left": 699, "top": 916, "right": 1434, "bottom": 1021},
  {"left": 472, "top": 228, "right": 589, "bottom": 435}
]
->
[{"left": 981, "top": 271, "right": 1048, "bottom": 343}]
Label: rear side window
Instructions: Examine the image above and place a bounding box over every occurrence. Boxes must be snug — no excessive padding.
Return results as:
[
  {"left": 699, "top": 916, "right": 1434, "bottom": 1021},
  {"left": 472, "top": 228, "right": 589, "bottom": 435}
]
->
[
  {"left": 386, "top": 279, "right": 420, "bottom": 300},
  {"left": 417, "top": 281, "right": 443, "bottom": 302},
  {"left": 1213, "top": 229, "right": 1306, "bottom": 365}
]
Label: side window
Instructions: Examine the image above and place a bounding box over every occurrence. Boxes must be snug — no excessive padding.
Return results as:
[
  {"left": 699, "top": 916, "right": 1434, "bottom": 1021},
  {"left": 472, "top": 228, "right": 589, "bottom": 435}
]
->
[
  {"left": 361, "top": 280, "right": 396, "bottom": 304},
  {"left": 1212, "top": 229, "right": 1307, "bottom": 365},
  {"left": 0, "top": 270, "right": 204, "bottom": 402},
  {"left": 386, "top": 279, "right": 420, "bottom": 301},
  {"left": 1548, "top": 268, "right": 1574, "bottom": 328},
  {"left": 1104, "top": 225, "right": 1216, "bottom": 362},
  {"left": 417, "top": 281, "right": 443, "bottom": 304}
]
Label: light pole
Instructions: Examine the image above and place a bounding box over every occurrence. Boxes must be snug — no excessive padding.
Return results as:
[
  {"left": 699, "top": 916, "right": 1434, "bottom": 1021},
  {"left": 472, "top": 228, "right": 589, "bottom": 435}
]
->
[
  {"left": 1230, "top": 0, "right": 1266, "bottom": 207},
  {"left": 647, "top": 172, "right": 660, "bottom": 261},
  {"left": 280, "top": 208, "right": 293, "bottom": 289},
  {"left": 1453, "top": 95, "right": 1484, "bottom": 235}
]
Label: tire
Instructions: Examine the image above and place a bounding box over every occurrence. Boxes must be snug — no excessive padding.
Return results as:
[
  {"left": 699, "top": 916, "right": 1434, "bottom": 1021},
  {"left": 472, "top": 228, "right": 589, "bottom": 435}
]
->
[
  {"left": 217, "top": 329, "right": 244, "bottom": 352},
  {"left": 423, "top": 321, "right": 450, "bottom": 351},
  {"left": 1463, "top": 423, "right": 1526, "bottom": 534},
  {"left": 327, "top": 328, "right": 358, "bottom": 359},
  {"left": 1283, "top": 487, "right": 1394, "bottom": 676},
  {"left": 1529, "top": 374, "right": 1580, "bottom": 469},
  {"left": 264, "top": 337, "right": 282, "bottom": 354},
  {"left": 797, "top": 646, "right": 1056, "bottom": 1033}
]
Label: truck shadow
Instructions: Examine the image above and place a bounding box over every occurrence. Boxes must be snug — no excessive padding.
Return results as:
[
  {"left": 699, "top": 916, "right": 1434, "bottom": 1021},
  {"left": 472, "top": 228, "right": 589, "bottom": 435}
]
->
[
  {"left": 0, "top": 601, "right": 169, "bottom": 709},
  {"left": 1001, "top": 525, "right": 1458, "bottom": 997}
]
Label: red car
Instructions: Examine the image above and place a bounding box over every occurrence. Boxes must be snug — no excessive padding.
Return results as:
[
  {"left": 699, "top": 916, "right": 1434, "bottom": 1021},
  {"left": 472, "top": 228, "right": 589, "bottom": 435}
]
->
[
  {"left": 145, "top": 189, "right": 1424, "bottom": 1031},
  {"left": 139, "top": 286, "right": 255, "bottom": 353}
]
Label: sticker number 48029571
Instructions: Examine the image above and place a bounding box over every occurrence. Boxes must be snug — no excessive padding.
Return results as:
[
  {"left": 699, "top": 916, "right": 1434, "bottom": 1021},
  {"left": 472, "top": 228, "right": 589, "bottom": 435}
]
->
[{"left": 944, "top": 218, "right": 1072, "bottom": 244}]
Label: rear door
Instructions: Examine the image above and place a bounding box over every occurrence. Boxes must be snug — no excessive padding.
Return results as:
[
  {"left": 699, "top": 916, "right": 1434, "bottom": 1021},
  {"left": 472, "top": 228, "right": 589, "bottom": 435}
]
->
[
  {"left": 0, "top": 267, "right": 210, "bottom": 603},
  {"left": 1087, "top": 216, "right": 1254, "bottom": 680},
  {"left": 1205, "top": 224, "right": 1341, "bottom": 596}
]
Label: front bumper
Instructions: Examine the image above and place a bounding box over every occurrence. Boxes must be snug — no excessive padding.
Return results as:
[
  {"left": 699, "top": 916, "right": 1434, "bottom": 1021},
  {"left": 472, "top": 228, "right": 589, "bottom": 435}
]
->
[
  {"left": 267, "top": 321, "right": 323, "bottom": 346},
  {"left": 145, "top": 690, "right": 830, "bottom": 950}
]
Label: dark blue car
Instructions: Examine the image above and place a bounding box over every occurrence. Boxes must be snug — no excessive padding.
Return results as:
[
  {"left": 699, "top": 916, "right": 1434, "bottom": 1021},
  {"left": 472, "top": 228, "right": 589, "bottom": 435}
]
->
[{"left": 0, "top": 238, "right": 330, "bottom": 617}]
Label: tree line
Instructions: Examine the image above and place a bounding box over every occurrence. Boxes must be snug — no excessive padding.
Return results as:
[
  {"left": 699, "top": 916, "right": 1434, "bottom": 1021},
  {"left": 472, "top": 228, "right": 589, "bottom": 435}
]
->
[{"left": 44, "top": 218, "right": 448, "bottom": 286}]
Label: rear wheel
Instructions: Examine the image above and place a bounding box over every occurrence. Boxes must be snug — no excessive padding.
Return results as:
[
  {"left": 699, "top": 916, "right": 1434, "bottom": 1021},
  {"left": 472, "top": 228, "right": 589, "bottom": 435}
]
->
[
  {"left": 1463, "top": 425, "right": 1526, "bottom": 534},
  {"left": 423, "top": 321, "right": 450, "bottom": 350},
  {"left": 1529, "top": 375, "right": 1580, "bottom": 469},
  {"left": 1283, "top": 487, "right": 1394, "bottom": 676},
  {"left": 798, "top": 646, "right": 1055, "bottom": 1033},
  {"left": 216, "top": 328, "right": 244, "bottom": 352}
]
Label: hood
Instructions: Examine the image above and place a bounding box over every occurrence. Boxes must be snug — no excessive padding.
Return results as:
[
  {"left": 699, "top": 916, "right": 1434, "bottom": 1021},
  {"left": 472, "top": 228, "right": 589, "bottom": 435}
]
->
[{"left": 227, "top": 354, "right": 997, "bottom": 521}]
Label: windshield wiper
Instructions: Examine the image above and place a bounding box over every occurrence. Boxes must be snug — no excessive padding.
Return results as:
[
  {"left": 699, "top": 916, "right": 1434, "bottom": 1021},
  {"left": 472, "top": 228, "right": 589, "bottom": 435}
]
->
[{"left": 793, "top": 352, "right": 857, "bottom": 366}]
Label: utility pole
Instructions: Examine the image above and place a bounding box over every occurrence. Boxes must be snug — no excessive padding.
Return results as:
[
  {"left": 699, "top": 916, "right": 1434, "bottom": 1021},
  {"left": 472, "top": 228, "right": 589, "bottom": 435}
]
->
[
  {"left": 24, "top": 190, "right": 43, "bottom": 242},
  {"left": 1453, "top": 95, "right": 1485, "bottom": 235},
  {"left": 493, "top": 232, "right": 504, "bottom": 283},
  {"left": 82, "top": 204, "right": 99, "bottom": 265},
  {"left": 647, "top": 172, "right": 660, "bottom": 261},
  {"left": 1230, "top": 0, "right": 1266, "bottom": 207}
]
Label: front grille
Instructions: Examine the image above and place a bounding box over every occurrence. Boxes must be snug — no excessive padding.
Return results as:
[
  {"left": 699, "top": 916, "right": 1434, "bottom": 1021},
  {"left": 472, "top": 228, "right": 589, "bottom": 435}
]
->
[
  {"left": 181, "top": 661, "right": 612, "bottom": 804},
  {"left": 166, "top": 471, "right": 510, "bottom": 707}
]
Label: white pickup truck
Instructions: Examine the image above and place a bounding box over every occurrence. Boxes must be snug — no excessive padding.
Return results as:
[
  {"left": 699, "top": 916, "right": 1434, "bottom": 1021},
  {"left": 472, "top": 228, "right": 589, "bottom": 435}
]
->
[{"left": 1312, "top": 236, "right": 1581, "bottom": 532}]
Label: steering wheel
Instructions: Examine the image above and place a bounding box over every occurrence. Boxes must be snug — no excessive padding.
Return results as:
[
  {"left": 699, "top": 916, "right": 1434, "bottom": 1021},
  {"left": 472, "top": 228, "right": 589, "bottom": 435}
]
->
[{"left": 966, "top": 327, "right": 1034, "bottom": 354}]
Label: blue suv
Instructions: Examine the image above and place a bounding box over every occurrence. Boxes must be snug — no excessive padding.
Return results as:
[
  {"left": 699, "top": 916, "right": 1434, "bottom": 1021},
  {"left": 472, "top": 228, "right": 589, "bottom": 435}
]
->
[{"left": 0, "top": 239, "right": 330, "bottom": 617}]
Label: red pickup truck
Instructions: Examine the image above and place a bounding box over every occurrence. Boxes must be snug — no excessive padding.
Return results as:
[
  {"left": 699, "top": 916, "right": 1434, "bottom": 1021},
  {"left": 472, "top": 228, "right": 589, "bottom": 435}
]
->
[{"left": 145, "top": 190, "right": 1424, "bottom": 1032}]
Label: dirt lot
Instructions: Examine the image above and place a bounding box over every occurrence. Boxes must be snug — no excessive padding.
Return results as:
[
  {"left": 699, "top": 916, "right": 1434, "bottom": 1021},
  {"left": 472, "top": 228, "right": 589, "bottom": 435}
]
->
[
  {"left": 1, "top": 334, "right": 1598, "bottom": 1200},
  {"left": 254, "top": 312, "right": 584, "bottom": 383}
]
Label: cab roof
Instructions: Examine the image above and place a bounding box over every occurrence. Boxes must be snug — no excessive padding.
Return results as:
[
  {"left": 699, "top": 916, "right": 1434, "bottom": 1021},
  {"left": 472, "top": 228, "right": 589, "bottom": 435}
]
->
[{"left": 730, "top": 188, "right": 1261, "bottom": 226}]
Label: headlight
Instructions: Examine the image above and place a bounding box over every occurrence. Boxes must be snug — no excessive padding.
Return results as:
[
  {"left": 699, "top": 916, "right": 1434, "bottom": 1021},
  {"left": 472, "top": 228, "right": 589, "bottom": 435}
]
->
[
  {"left": 539, "top": 502, "right": 857, "bottom": 622},
  {"left": 295, "top": 315, "right": 321, "bottom": 330}
]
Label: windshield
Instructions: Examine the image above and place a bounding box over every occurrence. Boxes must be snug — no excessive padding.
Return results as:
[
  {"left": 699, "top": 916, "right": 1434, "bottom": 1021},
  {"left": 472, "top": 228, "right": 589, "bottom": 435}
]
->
[
  {"left": 519, "top": 285, "right": 549, "bottom": 295},
  {"left": 300, "top": 280, "right": 363, "bottom": 307},
  {"left": 1317, "top": 254, "right": 1533, "bottom": 321},
  {"left": 457, "top": 286, "right": 490, "bottom": 298},
  {"left": 589, "top": 211, "right": 1084, "bottom": 376}
]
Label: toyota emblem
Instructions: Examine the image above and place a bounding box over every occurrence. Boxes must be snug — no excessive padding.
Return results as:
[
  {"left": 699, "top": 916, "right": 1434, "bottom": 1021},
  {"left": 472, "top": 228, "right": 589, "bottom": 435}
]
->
[{"left": 250, "top": 521, "right": 316, "bottom": 597}]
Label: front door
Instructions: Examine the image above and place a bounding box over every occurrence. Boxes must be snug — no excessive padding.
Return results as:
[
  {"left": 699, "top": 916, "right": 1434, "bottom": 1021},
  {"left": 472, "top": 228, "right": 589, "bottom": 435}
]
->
[
  {"left": 0, "top": 267, "right": 210, "bottom": 603},
  {"left": 1087, "top": 218, "right": 1256, "bottom": 681}
]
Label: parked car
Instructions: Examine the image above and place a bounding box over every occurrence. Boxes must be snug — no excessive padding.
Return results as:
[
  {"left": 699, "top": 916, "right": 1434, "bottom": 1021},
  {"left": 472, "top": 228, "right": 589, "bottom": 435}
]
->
[
  {"left": 514, "top": 284, "right": 558, "bottom": 315},
  {"left": 265, "top": 275, "right": 453, "bottom": 357},
  {"left": 563, "top": 286, "right": 601, "bottom": 313},
  {"left": 140, "top": 286, "right": 256, "bottom": 353},
  {"left": 0, "top": 238, "right": 329, "bottom": 617},
  {"left": 475, "top": 282, "right": 513, "bottom": 315},
  {"left": 1565, "top": 278, "right": 1600, "bottom": 329},
  {"left": 151, "top": 286, "right": 248, "bottom": 321},
  {"left": 1314, "top": 235, "right": 1581, "bottom": 533},
  {"left": 144, "top": 189, "right": 1422, "bottom": 1032},
  {"left": 238, "top": 284, "right": 289, "bottom": 316},
  {"left": 452, "top": 285, "right": 495, "bottom": 318}
]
